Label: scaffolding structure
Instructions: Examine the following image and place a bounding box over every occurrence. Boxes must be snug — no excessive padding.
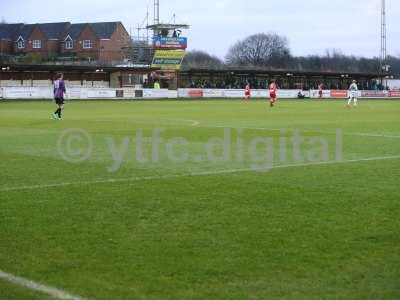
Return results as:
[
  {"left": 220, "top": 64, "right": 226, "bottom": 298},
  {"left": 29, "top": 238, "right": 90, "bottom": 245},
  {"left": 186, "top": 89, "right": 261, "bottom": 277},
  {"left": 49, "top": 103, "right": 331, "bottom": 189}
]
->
[
  {"left": 380, "top": 0, "right": 389, "bottom": 73},
  {"left": 128, "top": 0, "right": 189, "bottom": 66}
]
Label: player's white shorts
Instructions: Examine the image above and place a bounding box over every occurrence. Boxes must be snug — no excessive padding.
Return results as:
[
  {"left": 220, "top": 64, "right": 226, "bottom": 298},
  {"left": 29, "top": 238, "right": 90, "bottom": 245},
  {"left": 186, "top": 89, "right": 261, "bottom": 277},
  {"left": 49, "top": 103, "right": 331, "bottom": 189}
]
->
[{"left": 350, "top": 91, "right": 358, "bottom": 98}]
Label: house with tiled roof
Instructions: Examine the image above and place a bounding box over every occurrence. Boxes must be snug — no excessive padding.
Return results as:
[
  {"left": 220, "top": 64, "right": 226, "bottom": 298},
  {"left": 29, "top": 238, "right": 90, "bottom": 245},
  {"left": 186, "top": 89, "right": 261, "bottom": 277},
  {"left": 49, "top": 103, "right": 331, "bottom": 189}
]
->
[
  {"left": 60, "top": 22, "right": 130, "bottom": 62},
  {"left": 14, "top": 23, "right": 69, "bottom": 57},
  {"left": 0, "top": 23, "right": 23, "bottom": 56},
  {"left": 0, "top": 21, "right": 130, "bottom": 62}
]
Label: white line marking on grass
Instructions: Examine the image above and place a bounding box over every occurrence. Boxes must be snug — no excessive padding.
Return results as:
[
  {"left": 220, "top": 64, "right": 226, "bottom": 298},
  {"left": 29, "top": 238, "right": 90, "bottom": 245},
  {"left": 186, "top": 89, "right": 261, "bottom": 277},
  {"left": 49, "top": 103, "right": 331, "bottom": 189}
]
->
[
  {"left": 298, "top": 129, "right": 400, "bottom": 139},
  {"left": 1, "top": 155, "right": 400, "bottom": 193},
  {"left": 164, "top": 119, "right": 200, "bottom": 127},
  {"left": 0, "top": 270, "right": 87, "bottom": 300},
  {"left": 200, "top": 125, "right": 400, "bottom": 139},
  {"left": 339, "top": 132, "right": 400, "bottom": 139},
  {"left": 166, "top": 119, "right": 200, "bottom": 126},
  {"left": 188, "top": 120, "right": 200, "bottom": 126}
]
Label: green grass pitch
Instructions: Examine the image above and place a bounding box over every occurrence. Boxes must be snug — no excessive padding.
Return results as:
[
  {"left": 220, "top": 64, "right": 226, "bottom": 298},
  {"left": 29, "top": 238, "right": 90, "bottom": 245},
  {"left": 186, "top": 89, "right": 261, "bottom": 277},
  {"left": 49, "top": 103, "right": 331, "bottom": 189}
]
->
[{"left": 0, "top": 99, "right": 400, "bottom": 299}]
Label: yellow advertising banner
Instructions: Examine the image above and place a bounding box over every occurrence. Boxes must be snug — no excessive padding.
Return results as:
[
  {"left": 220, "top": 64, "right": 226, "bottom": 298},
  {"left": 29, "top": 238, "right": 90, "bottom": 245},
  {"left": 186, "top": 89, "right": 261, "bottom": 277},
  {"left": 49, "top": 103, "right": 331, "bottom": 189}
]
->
[{"left": 151, "top": 50, "right": 186, "bottom": 70}]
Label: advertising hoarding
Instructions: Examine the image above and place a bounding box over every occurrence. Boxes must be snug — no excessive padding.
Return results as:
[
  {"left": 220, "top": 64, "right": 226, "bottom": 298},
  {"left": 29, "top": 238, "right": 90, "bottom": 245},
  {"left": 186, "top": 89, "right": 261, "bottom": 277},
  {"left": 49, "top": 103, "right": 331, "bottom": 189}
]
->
[
  {"left": 151, "top": 50, "right": 186, "bottom": 70},
  {"left": 153, "top": 37, "right": 188, "bottom": 49}
]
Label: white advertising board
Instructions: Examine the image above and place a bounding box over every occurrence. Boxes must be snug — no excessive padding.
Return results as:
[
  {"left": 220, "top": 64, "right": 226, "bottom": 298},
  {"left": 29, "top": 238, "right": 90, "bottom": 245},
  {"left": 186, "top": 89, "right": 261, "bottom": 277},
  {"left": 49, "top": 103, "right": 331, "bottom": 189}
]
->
[
  {"left": 3, "top": 87, "right": 52, "bottom": 99},
  {"left": 1, "top": 87, "right": 399, "bottom": 100},
  {"left": 360, "top": 90, "right": 389, "bottom": 98},
  {"left": 87, "top": 89, "right": 116, "bottom": 99},
  {"left": 177, "top": 89, "right": 310, "bottom": 99},
  {"left": 66, "top": 88, "right": 84, "bottom": 99},
  {"left": 251, "top": 90, "right": 269, "bottom": 98},
  {"left": 222, "top": 89, "right": 245, "bottom": 98},
  {"left": 310, "top": 90, "right": 331, "bottom": 98},
  {"left": 202, "top": 89, "right": 225, "bottom": 98},
  {"left": 143, "top": 89, "right": 178, "bottom": 99},
  {"left": 277, "top": 89, "right": 309, "bottom": 98}
]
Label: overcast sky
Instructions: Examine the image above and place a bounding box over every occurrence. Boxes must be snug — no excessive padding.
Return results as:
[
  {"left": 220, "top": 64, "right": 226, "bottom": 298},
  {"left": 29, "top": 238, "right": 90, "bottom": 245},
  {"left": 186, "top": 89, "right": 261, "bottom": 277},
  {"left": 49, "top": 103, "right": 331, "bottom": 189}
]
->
[{"left": 2, "top": 0, "right": 399, "bottom": 59}]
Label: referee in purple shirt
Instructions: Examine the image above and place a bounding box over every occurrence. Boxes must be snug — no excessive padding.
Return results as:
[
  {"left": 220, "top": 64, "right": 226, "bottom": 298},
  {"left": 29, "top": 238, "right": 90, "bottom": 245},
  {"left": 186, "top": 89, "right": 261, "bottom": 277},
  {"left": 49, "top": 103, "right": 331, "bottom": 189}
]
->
[{"left": 52, "top": 73, "right": 66, "bottom": 120}]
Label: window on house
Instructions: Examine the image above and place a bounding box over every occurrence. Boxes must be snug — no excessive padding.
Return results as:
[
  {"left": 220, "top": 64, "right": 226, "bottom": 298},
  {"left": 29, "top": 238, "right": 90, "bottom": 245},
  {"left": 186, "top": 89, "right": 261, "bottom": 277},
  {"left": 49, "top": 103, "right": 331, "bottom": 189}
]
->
[
  {"left": 65, "top": 39, "right": 73, "bottom": 49},
  {"left": 17, "top": 39, "right": 25, "bottom": 49},
  {"left": 32, "top": 40, "right": 42, "bottom": 49},
  {"left": 83, "top": 40, "right": 92, "bottom": 49}
]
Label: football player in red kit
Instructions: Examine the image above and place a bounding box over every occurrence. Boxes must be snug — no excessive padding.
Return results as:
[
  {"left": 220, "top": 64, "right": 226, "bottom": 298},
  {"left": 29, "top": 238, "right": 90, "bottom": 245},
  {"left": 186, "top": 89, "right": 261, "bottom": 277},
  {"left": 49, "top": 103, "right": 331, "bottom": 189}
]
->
[
  {"left": 269, "top": 80, "right": 278, "bottom": 107},
  {"left": 244, "top": 83, "right": 251, "bottom": 100},
  {"left": 318, "top": 83, "right": 324, "bottom": 99}
]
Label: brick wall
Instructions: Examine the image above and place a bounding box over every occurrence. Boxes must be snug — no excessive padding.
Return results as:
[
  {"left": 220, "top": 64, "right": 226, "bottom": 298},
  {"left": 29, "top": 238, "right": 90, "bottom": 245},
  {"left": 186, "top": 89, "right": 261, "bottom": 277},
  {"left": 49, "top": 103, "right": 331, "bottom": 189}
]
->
[
  {"left": 19, "top": 27, "right": 48, "bottom": 57},
  {"left": 0, "top": 40, "right": 13, "bottom": 55},
  {"left": 47, "top": 40, "right": 60, "bottom": 56},
  {"left": 75, "top": 26, "right": 99, "bottom": 61},
  {"left": 99, "top": 23, "right": 130, "bottom": 62},
  {"left": 3, "top": 22, "right": 130, "bottom": 63}
]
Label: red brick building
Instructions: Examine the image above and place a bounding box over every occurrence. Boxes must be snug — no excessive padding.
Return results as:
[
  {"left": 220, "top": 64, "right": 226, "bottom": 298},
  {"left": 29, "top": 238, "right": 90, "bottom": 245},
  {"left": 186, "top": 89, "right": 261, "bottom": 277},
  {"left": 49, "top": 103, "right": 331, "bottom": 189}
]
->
[
  {"left": 60, "top": 22, "right": 130, "bottom": 62},
  {"left": 0, "top": 22, "right": 130, "bottom": 63},
  {"left": 0, "top": 23, "right": 23, "bottom": 56}
]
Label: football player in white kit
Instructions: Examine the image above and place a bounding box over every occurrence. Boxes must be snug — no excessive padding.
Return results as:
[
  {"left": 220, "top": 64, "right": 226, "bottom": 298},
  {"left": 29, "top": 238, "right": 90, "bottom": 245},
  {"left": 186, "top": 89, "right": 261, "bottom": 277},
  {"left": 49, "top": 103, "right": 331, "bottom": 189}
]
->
[{"left": 347, "top": 80, "right": 359, "bottom": 107}]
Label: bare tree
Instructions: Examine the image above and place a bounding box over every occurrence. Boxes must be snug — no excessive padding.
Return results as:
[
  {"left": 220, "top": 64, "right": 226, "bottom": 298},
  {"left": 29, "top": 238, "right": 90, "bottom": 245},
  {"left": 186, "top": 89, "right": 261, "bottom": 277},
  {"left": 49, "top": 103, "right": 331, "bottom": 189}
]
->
[
  {"left": 225, "top": 33, "right": 291, "bottom": 68},
  {"left": 290, "top": 52, "right": 383, "bottom": 74},
  {"left": 0, "top": 17, "right": 6, "bottom": 24},
  {"left": 184, "top": 34, "right": 400, "bottom": 74},
  {"left": 182, "top": 50, "right": 223, "bottom": 69}
]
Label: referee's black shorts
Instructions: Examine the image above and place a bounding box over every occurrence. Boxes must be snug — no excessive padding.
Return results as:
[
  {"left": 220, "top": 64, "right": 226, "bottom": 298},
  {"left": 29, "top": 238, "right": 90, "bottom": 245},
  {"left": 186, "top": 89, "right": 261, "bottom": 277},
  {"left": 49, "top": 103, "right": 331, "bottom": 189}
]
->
[{"left": 54, "top": 97, "right": 64, "bottom": 105}]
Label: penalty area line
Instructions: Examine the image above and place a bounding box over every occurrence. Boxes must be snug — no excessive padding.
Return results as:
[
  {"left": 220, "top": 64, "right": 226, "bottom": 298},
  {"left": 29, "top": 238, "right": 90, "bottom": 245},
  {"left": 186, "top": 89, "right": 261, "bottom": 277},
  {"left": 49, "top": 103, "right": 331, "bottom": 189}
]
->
[
  {"left": 1, "top": 155, "right": 400, "bottom": 193},
  {"left": 0, "top": 269, "right": 87, "bottom": 300}
]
